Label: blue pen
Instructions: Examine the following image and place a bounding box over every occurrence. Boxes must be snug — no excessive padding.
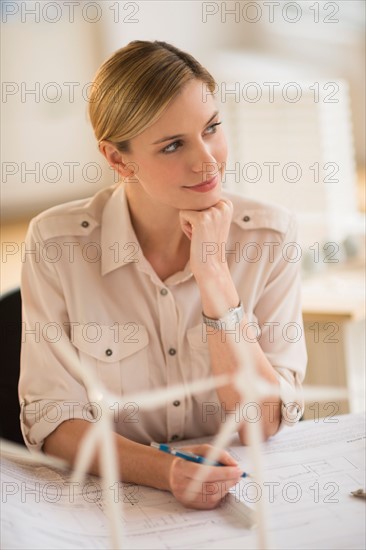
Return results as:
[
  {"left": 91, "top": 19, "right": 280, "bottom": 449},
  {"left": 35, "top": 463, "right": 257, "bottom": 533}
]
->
[{"left": 150, "top": 442, "right": 249, "bottom": 478}]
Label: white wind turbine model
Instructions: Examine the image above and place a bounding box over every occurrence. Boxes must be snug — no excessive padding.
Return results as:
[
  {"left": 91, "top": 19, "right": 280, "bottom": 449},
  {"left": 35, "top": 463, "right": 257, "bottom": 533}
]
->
[
  {"left": 40, "top": 329, "right": 235, "bottom": 550},
  {"left": 4, "top": 296, "right": 348, "bottom": 549}
]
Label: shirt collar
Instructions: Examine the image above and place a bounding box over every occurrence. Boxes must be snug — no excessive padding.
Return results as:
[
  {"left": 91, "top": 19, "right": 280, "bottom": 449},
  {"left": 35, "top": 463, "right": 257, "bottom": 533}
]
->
[
  {"left": 101, "top": 183, "right": 143, "bottom": 277},
  {"left": 100, "top": 183, "right": 193, "bottom": 285}
]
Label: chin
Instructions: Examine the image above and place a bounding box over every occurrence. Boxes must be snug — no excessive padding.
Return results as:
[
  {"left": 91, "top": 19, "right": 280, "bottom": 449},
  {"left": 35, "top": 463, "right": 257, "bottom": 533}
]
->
[{"left": 195, "top": 188, "right": 222, "bottom": 210}]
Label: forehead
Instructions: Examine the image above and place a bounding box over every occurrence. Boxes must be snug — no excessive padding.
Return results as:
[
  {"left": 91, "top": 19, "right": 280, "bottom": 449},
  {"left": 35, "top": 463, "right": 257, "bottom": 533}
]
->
[{"left": 134, "top": 80, "right": 218, "bottom": 144}]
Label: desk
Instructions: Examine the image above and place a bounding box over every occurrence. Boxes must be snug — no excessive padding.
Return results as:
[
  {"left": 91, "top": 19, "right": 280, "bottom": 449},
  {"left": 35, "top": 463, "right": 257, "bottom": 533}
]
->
[
  {"left": 1, "top": 413, "right": 365, "bottom": 549},
  {"left": 301, "top": 261, "right": 365, "bottom": 419}
]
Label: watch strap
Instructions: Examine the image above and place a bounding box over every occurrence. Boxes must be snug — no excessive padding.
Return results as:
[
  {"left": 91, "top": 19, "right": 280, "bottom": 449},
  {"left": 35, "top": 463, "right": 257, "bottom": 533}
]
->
[{"left": 202, "top": 301, "right": 244, "bottom": 330}]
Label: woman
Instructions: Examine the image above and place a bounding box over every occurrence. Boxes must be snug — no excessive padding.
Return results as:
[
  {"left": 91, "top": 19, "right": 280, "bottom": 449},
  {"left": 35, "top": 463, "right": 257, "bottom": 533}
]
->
[{"left": 19, "top": 40, "right": 306, "bottom": 509}]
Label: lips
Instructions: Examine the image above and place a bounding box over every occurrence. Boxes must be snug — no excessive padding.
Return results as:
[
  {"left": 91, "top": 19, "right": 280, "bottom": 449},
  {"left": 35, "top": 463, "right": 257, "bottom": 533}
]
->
[{"left": 183, "top": 175, "right": 218, "bottom": 193}]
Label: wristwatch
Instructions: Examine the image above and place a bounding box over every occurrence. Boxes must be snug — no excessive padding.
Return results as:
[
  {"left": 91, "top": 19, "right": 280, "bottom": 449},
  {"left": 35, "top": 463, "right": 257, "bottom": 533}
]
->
[{"left": 202, "top": 301, "right": 244, "bottom": 330}]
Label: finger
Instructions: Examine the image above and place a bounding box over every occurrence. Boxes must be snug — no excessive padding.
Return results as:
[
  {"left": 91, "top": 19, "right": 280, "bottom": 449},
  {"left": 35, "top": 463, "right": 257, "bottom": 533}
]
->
[
  {"left": 199, "top": 479, "right": 239, "bottom": 507},
  {"left": 179, "top": 209, "right": 200, "bottom": 225},
  {"left": 200, "top": 479, "right": 240, "bottom": 507},
  {"left": 204, "top": 477, "right": 242, "bottom": 504},
  {"left": 178, "top": 461, "right": 242, "bottom": 484},
  {"left": 181, "top": 444, "right": 238, "bottom": 466},
  {"left": 215, "top": 198, "right": 231, "bottom": 206},
  {"left": 176, "top": 478, "right": 239, "bottom": 510},
  {"left": 180, "top": 219, "right": 192, "bottom": 240},
  {"left": 214, "top": 199, "right": 233, "bottom": 215}
]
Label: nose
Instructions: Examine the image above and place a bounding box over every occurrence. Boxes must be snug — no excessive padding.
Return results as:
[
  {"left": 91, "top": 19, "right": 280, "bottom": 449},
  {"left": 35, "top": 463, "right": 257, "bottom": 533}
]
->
[{"left": 190, "top": 140, "right": 220, "bottom": 179}]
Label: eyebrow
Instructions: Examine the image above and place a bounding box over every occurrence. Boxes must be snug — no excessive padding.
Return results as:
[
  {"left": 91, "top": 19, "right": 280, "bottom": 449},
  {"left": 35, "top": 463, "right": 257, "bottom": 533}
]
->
[{"left": 152, "top": 110, "right": 219, "bottom": 145}]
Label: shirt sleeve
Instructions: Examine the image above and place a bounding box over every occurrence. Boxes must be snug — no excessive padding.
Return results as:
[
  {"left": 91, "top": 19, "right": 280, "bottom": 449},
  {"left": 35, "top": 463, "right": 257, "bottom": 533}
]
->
[
  {"left": 19, "top": 219, "right": 93, "bottom": 452},
  {"left": 254, "top": 214, "right": 307, "bottom": 429}
]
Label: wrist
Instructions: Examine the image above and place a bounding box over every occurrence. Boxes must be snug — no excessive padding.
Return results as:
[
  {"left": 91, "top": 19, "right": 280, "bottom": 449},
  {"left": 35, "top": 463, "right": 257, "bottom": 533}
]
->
[
  {"left": 152, "top": 448, "right": 176, "bottom": 491},
  {"left": 117, "top": 438, "right": 176, "bottom": 491},
  {"left": 194, "top": 260, "right": 230, "bottom": 285},
  {"left": 198, "top": 272, "right": 239, "bottom": 319},
  {"left": 202, "top": 301, "right": 244, "bottom": 330},
  {"left": 167, "top": 456, "right": 181, "bottom": 494}
]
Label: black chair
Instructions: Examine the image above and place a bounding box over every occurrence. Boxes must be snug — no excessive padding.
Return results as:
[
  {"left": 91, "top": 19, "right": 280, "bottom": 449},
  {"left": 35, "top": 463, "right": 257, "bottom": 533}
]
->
[{"left": 0, "top": 288, "right": 25, "bottom": 445}]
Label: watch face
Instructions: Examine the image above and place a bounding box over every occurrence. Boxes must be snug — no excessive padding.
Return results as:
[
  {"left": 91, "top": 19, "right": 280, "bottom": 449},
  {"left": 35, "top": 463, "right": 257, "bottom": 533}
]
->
[
  {"left": 228, "top": 305, "right": 243, "bottom": 328},
  {"left": 202, "top": 303, "right": 243, "bottom": 330},
  {"left": 229, "top": 311, "right": 239, "bottom": 328},
  {"left": 228, "top": 312, "right": 236, "bottom": 324}
]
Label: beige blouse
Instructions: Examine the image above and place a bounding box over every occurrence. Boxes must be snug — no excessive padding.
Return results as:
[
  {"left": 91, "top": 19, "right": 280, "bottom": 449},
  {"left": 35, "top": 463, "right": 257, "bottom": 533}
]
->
[{"left": 19, "top": 182, "right": 307, "bottom": 452}]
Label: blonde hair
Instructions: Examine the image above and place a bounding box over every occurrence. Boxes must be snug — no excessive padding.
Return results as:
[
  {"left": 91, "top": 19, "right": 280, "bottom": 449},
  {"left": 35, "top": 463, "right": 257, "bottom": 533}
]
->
[{"left": 88, "top": 40, "right": 217, "bottom": 153}]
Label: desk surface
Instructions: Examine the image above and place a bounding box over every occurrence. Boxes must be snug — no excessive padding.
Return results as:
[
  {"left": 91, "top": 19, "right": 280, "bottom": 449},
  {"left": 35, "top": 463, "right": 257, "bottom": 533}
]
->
[
  {"left": 1, "top": 413, "right": 365, "bottom": 549},
  {"left": 301, "top": 260, "right": 365, "bottom": 322}
]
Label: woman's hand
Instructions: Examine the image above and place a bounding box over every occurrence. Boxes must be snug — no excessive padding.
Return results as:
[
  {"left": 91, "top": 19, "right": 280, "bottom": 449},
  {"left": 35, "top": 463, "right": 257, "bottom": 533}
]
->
[
  {"left": 168, "top": 443, "right": 242, "bottom": 510},
  {"left": 179, "top": 199, "right": 233, "bottom": 283}
]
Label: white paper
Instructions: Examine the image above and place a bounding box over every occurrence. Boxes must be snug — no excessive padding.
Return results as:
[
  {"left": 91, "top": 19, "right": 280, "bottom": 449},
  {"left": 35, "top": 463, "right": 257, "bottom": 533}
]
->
[{"left": 1, "top": 413, "right": 365, "bottom": 550}]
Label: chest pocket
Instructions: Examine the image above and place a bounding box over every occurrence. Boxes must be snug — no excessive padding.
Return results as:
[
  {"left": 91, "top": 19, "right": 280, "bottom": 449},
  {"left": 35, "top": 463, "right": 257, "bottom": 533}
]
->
[
  {"left": 187, "top": 324, "right": 211, "bottom": 379},
  {"left": 71, "top": 323, "right": 149, "bottom": 395}
]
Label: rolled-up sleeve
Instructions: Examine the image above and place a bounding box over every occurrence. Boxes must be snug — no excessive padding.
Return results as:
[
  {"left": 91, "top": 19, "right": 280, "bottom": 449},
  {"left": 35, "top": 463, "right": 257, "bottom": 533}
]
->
[
  {"left": 19, "top": 219, "right": 91, "bottom": 452},
  {"left": 254, "top": 215, "right": 307, "bottom": 429}
]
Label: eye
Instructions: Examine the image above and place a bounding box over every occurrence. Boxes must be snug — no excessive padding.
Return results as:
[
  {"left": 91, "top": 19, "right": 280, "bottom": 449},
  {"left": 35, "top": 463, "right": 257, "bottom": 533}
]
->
[
  {"left": 161, "top": 122, "right": 222, "bottom": 155},
  {"left": 161, "top": 140, "right": 183, "bottom": 155},
  {"left": 206, "top": 121, "right": 222, "bottom": 134}
]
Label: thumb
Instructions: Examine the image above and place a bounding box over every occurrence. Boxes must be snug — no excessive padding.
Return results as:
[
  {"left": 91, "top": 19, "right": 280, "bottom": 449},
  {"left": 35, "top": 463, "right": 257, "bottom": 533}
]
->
[
  {"left": 179, "top": 211, "right": 195, "bottom": 240},
  {"left": 180, "top": 219, "right": 192, "bottom": 240}
]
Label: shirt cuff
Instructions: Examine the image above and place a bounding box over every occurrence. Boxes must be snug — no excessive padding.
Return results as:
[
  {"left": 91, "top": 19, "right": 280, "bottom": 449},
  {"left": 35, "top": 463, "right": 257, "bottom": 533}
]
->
[
  {"left": 20, "top": 401, "right": 94, "bottom": 453},
  {"left": 275, "top": 368, "right": 304, "bottom": 432}
]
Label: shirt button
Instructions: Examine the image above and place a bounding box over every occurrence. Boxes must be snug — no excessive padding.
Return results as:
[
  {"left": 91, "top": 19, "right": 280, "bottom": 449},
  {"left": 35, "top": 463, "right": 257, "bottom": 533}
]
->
[
  {"left": 171, "top": 434, "right": 179, "bottom": 441},
  {"left": 173, "top": 400, "right": 180, "bottom": 407},
  {"left": 160, "top": 288, "right": 168, "bottom": 296},
  {"left": 168, "top": 348, "right": 176, "bottom": 356},
  {"left": 243, "top": 215, "right": 250, "bottom": 222},
  {"left": 105, "top": 348, "right": 113, "bottom": 356},
  {"left": 81, "top": 220, "right": 90, "bottom": 228}
]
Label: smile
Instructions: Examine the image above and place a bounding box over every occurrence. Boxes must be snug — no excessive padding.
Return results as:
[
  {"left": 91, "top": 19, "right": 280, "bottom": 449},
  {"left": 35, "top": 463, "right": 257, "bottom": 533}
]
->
[{"left": 183, "top": 175, "right": 218, "bottom": 193}]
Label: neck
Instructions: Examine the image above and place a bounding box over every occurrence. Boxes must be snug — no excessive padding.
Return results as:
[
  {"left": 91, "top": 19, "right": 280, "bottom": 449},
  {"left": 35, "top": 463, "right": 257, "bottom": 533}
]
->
[{"left": 124, "top": 182, "right": 189, "bottom": 257}]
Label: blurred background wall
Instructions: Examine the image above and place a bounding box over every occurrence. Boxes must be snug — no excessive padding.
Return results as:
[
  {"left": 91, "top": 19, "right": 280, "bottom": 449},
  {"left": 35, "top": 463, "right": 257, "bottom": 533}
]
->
[
  {"left": 1, "top": 0, "right": 365, "bottom": 222},
  {"left": 1, "top": 0, "right": 365, "bottom": 416}
]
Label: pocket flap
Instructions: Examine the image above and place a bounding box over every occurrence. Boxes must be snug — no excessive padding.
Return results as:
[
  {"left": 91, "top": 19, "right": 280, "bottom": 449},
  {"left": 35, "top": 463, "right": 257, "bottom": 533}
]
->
[{"left": 71, "top": 323, "right": 149, "bottom": 362}]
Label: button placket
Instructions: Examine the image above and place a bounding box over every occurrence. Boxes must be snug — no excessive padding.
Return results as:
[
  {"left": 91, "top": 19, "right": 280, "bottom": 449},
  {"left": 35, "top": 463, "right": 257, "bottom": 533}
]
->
[{"left": 157, "top": 286, "right": 185, "bottom": 441}]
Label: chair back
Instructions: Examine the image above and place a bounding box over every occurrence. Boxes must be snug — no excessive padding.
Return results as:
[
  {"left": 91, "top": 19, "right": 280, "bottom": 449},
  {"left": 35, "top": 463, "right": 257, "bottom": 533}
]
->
[{"left": 0, "top": 288, "right": 25, "bottom": 445}]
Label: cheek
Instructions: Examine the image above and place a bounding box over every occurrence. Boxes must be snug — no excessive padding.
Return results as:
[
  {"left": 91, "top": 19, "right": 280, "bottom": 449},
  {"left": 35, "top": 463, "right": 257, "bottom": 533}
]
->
[
  {"left": 215, "top": 134, "right": 228, "bottom": 162},
  {"left": 138, "top": 160, "right": 169, "bottom": 186},
  {"left": 154, "top": 166, "right": 181, "bottom": 187}
]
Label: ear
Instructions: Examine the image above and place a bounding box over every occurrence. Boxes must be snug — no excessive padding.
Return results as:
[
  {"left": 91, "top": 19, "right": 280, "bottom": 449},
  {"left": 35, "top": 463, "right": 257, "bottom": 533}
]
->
[{"left": 98, "top": 140, "right": 135, "bottom": 178}]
